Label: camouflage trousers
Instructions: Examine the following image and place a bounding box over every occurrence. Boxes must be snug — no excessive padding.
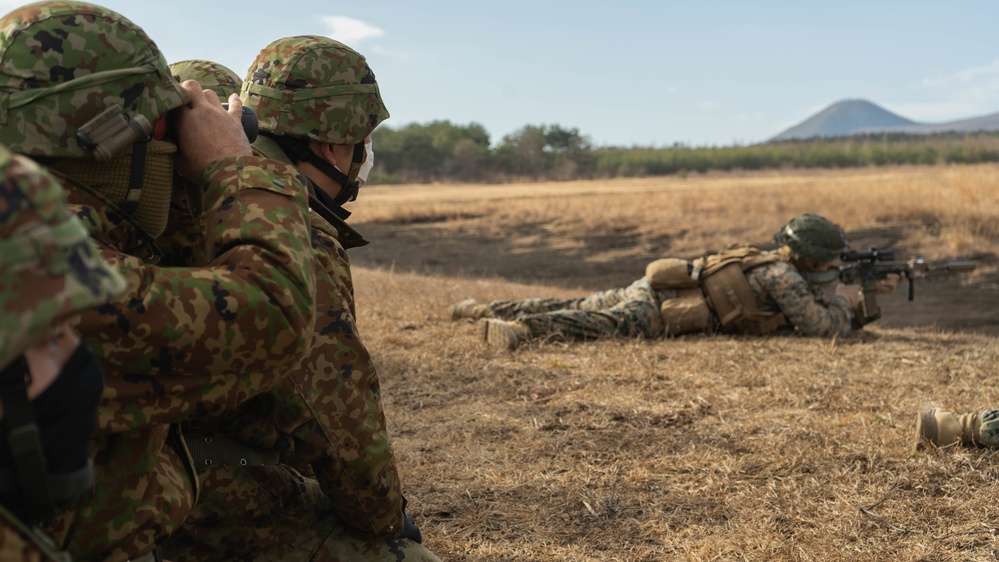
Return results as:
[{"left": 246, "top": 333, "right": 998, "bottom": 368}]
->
[
  {"left": 490, "top": 277, "right": 672, "bottom": 341},
  {"left": 41, "top": 427, "right": 195, "bottom": 562},
  {"left": 162, "top": 464, "right": 440, "bottom": 562},
  {"left": 979, "top": 410, "right": 999, "bottom": 446}
]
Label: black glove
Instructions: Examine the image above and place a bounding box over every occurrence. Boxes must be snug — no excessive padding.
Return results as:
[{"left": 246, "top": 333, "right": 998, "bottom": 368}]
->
[{"left": 399, "top": 514, "right": 423, "bottom": 544}]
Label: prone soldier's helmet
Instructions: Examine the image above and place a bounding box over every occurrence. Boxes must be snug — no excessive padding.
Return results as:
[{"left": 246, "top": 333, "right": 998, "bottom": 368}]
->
[
  {"left": 0, "top": 1, "right": 189, "bottom": 160},
  {"left": 169, "top": 59, "right": 243, "bottom": 100},
  {"left": 0, "top": 144, "right": 126, "bottom": 373},
  {"left": 773, "top": 213, "right": 849, "bottom": 264},
  {"left": 241, "top": 35, "right": 389, "bottom": 203}
]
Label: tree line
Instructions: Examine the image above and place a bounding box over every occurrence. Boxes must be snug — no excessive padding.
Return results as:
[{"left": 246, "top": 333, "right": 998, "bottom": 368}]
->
[{"left": 368, "top": 121, "right": 999, "bottom": 184}]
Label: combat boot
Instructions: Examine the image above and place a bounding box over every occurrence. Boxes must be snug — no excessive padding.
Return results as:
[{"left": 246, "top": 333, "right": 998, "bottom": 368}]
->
[
  {"left": 481, "top": 319, "right": 531, "bottom": 350},
  {"left": 914, "top": 402, "right": 982, "bottom": 451},
  {"left": 452, "top": 298, "right": 493, "bottom": 321}
]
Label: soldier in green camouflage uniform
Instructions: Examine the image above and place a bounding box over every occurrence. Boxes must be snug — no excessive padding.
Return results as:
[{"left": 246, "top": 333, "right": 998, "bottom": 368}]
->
[
  {"left": 455, "top": 214, "right": 872, "bottom": 349},
  {"left": 0, "top": 3, "right": 316, "bottom": 560},
  {"left": 162, "top": 36, "right": 439, "bottom": 562},
  {"left": 0, "top": 144, "right": 127, "bottom": 562}
]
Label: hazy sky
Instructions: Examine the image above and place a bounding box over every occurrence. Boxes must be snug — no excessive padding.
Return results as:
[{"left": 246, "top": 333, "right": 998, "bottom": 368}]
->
[{"left": 3, "top": 1, "right": 998, "bottom": 147}]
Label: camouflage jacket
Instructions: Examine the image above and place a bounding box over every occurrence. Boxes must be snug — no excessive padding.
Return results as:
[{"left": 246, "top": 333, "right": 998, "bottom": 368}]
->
[
  {"left": 745, "top": 259, "right": 854, "bottom": 337},
  {"left": 36, "top": 155, "right": 316, "bottom": 561},
  {"left": 191, "top": 136, "right": 404, "bottom": 540},
  {"left": 56, "top": 155, "right": 316, "bottom": 433}
]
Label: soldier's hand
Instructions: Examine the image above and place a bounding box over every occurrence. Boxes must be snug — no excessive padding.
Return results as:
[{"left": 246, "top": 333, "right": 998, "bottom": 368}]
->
[
  {"left": 877, "top": 273, "right": 902, "bottom": 295},
  {"left": 835, "top": 283, "right": 862, "bottom": 308},
  {"left": 23, "top": 322, "right": 80, "bottom": 400},
  {"left": 399, "top": 514, "right": 423, "bottom": 544},
  {"left": 173, "top": 81, "right": 252, "bottom": 182}
]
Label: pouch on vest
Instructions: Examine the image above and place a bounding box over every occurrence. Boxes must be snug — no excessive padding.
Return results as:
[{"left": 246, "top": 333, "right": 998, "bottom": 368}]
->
[
  {"left": 660, "top": 288, "right": 712, "bottom": 336},
  {"left": 696, "top": 246, "right": 787, "bottom": 336},
  {"left": 646, "top": 258, "right": 698, "bottom": 289}
]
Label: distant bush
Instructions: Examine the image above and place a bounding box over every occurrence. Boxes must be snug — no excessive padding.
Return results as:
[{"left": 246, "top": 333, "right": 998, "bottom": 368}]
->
[{"left": 370, "top": 124, "right": 999, "bottom": 184}]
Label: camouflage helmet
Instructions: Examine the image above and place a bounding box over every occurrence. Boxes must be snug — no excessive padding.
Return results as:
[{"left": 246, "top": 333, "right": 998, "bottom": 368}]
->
[
  {"left": 240, "top": 35, "right": 389, "bottom": 145},
  {"left": 0, "top": 1, "right": 189, "bottom": 160},
  {"left": 0, "top": 144, "right": 127, "bottom": 371},
  {"left": 773, "top": 213, "right": 849, "bottom": 264},
  {"left": 169, "top": 59, "right": 242, "bottom": 100}
]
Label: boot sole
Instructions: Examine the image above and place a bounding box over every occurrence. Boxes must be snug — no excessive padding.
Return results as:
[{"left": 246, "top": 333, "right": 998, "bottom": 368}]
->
[
  {"left": 914, "top": 402, "right": 938, "bottom": 451},
  {"left": 482, "top": 319, "right": 518, "bottom": 350}
]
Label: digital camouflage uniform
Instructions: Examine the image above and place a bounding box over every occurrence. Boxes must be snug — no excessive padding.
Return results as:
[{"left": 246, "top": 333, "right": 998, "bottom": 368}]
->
[
  {"left": 487, "top": 255, "right": 854, "bottom": 340},
  {"left": 0, "top": 3, "right": 316, "bottom": 561},
  {"left": 0, "top": 144, "right": 127, "bottom": 562},
  {"left": 163, "top": 36, "right": 439, "bottom": 562}
]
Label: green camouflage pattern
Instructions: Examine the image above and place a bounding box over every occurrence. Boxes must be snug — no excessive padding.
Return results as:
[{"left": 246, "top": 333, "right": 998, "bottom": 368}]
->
[
  {"left": 0, "top": 1, "right": 189, "bottom": 158},
  {"left": 486, "top": 255, "right": 855, "bottom": 341},
  {"left": 169, "top": 59, "right": 242, "bottom": 100},
  {"left": 241, "top": 35, "right": 389, "bottom": 145},
  {"left": 163, "top": 465, "right": 439, "bottom": 562},
  {"left": 42, "top": 424, "right": 193, "bottom": 562},
  {"left": 37, "top": 154, "right": 316, "bottom": 561},
  {"left": 166, "top": 138, "right": 413, "bottom": 557},
  {"left": 773, "top": 213, "right": 849, "bottom": 264},
  {"left": 67, "top": 155, "right": 316, "bottom": 432},
  {"left": 0, "top": 145, "right": 126, "bottom": 370},
  {"left": 980, "top": 410, "right": 999, "bottom": 447},
  {"left": 0, "top": 145, "right": 119, "bottom": 562}
]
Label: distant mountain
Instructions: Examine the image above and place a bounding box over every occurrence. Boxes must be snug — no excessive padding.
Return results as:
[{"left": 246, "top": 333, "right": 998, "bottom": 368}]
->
[{"left": 770, "top": 99, "right": 999, "bottom": 142}]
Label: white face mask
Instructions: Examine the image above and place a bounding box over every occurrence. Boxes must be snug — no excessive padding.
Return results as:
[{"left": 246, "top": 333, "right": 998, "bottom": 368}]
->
[{"left": 357, "top": 137, "right": 374, "bottom": 187}]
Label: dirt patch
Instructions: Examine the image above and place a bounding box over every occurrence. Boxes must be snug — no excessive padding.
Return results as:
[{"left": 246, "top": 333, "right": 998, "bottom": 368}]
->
[{"left": 351, "top": 220, "right": 999, "bottom": 335}]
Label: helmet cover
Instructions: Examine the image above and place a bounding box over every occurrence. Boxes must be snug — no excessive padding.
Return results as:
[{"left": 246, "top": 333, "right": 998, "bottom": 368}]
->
[
  {"left": 0, "top": 1, "right": 189, "bottom": 158},
  {"left": 241, "top": 35, "right": 388, "bottom": 145}
]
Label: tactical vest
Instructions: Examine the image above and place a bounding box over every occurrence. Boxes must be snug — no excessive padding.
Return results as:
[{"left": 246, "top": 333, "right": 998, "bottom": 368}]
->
[{"left": 646, "top": 246, "right": 787, "bottom": 336}]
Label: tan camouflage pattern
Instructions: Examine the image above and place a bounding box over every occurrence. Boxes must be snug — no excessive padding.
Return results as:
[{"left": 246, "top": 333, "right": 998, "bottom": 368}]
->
[
  {"left": 0, "top": 2, "right": 189, "bottom": 158},
  {"left": 169, "top": 59, "right": 243, "bottom": 100},
  {"left": 164, "top": 465, "right": 439, "bottom": 562},
  {"left": 241, "top": 35, "right": 389, "bottom": 145},
  {"left": 0, "top": 146, "right": 126, "bottom": 370},
  {"left": 35, "top": 154, "right": 315, "bottom": 562},
  {"left": 165, "top": 138, "right": 411, "bottom": 558},
  {"left": 487, "top": 255, "right": 855, "bottom": 340},
  {"left": 746, "top": 259, "right": 853, "bottom": 337}
]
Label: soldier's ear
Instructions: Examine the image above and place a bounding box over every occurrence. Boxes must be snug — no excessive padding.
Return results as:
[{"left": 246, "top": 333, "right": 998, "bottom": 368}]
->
[{"left": 309, "top": 141, "right": 337, "bottom": 165}]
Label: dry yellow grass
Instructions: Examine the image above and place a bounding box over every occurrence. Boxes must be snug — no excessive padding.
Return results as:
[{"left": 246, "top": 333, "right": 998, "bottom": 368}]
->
[
  {"left": 355, "top": 164, "right": 999, "bottom": 261},
  {"left": 350, "top": 164, "right": 999, "bottom": 561}
]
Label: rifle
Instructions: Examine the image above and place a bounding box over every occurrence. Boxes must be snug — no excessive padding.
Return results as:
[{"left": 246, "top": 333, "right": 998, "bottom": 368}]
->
[{"left": 838, "top": 247, "right": 977, "bottom": 326}]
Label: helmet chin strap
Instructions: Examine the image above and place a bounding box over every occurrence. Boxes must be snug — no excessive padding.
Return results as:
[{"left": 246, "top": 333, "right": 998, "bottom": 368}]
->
[{"left": 272, "top": 137, "right": 364, "bottom": 205}]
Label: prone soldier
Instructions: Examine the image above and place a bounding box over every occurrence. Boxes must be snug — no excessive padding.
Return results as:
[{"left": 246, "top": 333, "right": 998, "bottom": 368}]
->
[
  {"left": 454, "top": 213, "right": 901, "bottom": 349},
  {"left": 0, "top": 2, "right": 316, "bottom": 560}
]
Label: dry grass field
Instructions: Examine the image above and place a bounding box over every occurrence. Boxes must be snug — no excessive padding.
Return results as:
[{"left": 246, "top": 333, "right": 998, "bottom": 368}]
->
[{"left": 348, "top": 164, "right": 999, "bottom": 561}]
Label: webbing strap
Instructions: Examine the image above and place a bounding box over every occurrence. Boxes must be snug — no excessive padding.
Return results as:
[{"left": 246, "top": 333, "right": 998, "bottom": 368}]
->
[{"left": 183, "top": 431, "right": 279, "bottom": 469}]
